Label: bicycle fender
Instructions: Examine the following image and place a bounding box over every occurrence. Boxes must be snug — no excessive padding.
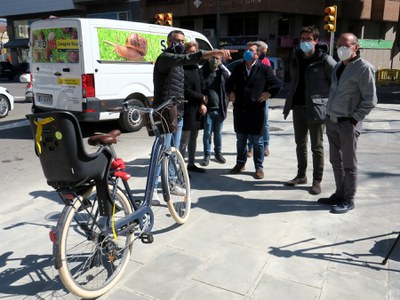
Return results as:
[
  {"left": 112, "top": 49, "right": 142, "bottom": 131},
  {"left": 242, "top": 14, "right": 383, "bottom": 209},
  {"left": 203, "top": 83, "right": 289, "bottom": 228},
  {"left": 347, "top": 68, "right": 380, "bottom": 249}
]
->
[{"left": 52, "top": 201, "right": 75, "bottom": 270}]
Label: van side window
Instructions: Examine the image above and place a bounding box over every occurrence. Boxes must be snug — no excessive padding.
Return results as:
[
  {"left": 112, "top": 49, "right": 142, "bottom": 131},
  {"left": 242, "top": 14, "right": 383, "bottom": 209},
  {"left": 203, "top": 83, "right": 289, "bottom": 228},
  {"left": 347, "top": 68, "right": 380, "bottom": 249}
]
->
[{"left": 196, "top": 38, "right": 212, "bottom": 51}]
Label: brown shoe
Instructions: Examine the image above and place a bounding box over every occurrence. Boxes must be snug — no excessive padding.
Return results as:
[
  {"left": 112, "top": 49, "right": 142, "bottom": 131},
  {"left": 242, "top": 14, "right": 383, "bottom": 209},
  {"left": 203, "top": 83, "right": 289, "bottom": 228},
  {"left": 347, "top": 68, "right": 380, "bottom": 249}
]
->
[
  {"left": 255, "top": 169, "right": 264, "bottom": 179},
  {"left": 264, "top": 148, "right": 270, "bottom": 156},
  {"left": 247, "top": 148, "right": 253, "bottom": 158},
  {"left": 230, "top": 164, "right": 245, "bottom": 174},
  {"left": 309, "top": 180, "right": 321, "bottom": 195},
  {"left": 284, "top": 176, "right": 307, "bottom": 186}
]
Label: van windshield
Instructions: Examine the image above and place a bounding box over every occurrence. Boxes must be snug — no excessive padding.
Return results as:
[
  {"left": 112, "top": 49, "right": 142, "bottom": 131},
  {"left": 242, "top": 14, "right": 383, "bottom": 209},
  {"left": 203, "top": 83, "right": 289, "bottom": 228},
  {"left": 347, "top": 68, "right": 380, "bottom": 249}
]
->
[
  {"left": 31, "top": 27, "right": 79, "bottom": 63},
  {"left": 196, "top": 38, "right": 212, "bottom": 51}
]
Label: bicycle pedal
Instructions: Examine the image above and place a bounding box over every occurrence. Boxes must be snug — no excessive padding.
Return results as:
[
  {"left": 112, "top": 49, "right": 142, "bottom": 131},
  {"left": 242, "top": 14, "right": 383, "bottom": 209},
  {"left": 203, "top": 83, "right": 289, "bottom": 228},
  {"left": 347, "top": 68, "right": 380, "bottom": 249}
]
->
[{"left": 141, "top": 234, "right": 154, "bottom": 244}]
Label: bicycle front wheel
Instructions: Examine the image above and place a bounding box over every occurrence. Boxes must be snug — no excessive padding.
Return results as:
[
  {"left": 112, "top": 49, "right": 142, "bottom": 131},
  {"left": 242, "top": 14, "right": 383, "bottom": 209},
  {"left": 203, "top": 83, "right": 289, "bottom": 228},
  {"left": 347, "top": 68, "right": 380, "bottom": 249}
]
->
[
  {"left": 56, "top": 186, "right": 133, "bottom": 299},
  {"left": 161, "top": 147, "right": 191, "bottom": 224}
]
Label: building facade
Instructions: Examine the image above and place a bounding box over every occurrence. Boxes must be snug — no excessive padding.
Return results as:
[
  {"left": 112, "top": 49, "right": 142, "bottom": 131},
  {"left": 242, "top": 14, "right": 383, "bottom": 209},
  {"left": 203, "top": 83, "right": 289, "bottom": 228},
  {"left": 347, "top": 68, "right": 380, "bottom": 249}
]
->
[{"left": 0, "top": 0, "right": 399, "bottom": 72}]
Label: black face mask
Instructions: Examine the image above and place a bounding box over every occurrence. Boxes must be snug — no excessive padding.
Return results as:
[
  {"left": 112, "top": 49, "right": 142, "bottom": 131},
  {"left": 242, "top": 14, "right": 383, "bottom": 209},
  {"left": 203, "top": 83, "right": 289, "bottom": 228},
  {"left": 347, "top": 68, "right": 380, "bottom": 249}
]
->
[
  {"left": 259, "top": 53, "right": 265, "bottom": 60},
  {"left": 171, "top": 42, "right": 185, "bottom": 54}
]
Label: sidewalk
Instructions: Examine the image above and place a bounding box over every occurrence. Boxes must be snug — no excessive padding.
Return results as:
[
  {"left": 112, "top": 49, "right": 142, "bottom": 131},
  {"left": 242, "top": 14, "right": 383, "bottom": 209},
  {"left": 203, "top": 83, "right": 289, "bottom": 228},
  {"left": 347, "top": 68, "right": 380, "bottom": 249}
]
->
[
  {"left": 10, "top": 97, "right": 399, "bottom": 300},
  {"left": 97, "top": 98, "right": 399, "bottom": 300}
]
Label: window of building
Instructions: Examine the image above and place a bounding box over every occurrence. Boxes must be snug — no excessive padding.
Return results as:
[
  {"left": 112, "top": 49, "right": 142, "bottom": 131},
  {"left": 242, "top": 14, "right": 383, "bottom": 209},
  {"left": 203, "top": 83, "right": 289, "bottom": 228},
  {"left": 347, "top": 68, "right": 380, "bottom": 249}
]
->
[
  {"left": 302, "top": 15, "right": 320, "bottom": 28},
  {"left": 88, "top": 11, "right": 131, "bottom": 21},
  {"left": 180, "top": 18, "right": 195, "bottom": 30},
  {"left": 278, "top": 15, "right": 289, "bottom": 36},
  {"left": 228, "top": 14, "right": 258, "bottom": 36},
  {"left": 13, "top": 20, "right": 30, "bottom": 39}
]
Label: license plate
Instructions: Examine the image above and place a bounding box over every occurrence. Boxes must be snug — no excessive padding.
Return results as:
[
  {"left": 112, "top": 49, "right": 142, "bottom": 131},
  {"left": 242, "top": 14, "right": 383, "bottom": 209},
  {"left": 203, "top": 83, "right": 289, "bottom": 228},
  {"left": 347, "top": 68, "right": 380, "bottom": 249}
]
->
[{"left": 37, "top": 94, "right": 53, "bottom": 105}]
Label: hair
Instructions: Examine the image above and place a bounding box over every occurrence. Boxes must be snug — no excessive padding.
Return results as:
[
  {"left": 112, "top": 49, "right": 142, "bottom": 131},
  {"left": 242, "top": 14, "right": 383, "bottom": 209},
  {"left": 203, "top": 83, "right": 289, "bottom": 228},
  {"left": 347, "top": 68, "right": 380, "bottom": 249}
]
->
[
  {"left": 167, "top": 30, "right": 185, "bottom": 42},
  {"left": 184, "top": 41, "right": 198, "bottom": 52},
  {"left": 255, "top": 41, "right": 268, "bottom": 52},
  {"left": 246, "top": 41, "right": 263, "bottom": 54},
  {"left": 342, "top": 32, "right": 359, "bottom": 46},
  {"left": 300, "top": 25, "right": 320, "bottom": 40}
]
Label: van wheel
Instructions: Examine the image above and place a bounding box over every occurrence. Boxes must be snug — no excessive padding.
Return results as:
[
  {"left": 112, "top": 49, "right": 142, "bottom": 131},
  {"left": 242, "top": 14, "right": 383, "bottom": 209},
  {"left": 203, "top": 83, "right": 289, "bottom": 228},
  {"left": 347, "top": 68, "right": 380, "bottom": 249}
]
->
[{"left": 118, "top": 99, "right": 145, "bottom": 132}]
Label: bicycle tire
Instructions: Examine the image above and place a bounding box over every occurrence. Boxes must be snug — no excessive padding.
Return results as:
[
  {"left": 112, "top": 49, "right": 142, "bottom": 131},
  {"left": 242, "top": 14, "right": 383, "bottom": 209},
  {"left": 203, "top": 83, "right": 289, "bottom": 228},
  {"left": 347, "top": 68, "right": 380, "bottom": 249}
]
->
[
  {"left": 56, "top": 186, "right": 133, "bottom": 299},
  {"left": 161, "top": 147, "right": 191, "bottom": 224}
]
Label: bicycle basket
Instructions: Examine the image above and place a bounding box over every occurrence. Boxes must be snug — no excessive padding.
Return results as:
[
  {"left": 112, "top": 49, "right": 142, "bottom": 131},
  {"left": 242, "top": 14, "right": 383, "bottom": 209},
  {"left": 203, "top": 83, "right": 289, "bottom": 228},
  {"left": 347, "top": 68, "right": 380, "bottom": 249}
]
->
[{"left": 146, "top": 103, "right": 178, "bottom": 136}]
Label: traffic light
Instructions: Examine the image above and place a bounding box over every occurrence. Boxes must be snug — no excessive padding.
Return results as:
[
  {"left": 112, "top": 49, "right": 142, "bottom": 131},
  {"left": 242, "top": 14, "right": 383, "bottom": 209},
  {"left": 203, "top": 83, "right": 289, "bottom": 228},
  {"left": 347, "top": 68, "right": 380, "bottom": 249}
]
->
[
  {"left": 154, "top": 13, "right": 165, "bottom": 25},
  {"left": 165, "top": 13, "right": 173, "bottom": 26},
  {"left": 324, "top": 5, "right": 337, "bottom": 32}
]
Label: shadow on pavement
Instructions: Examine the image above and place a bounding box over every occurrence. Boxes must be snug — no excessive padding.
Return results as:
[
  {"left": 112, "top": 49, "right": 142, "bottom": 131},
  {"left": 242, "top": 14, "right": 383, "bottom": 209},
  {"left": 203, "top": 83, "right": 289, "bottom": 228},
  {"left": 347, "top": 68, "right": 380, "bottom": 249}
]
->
[{"left": 268, "top": 232, "right": 400, "bottom": 272}]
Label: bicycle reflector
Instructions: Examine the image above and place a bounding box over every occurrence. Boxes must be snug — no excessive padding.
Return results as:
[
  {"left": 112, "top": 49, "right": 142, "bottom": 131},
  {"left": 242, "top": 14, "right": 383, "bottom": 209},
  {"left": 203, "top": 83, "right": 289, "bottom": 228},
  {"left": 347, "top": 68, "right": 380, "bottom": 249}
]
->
[{"left": 49, "top": 230, "right": 57, "bottom": 243}]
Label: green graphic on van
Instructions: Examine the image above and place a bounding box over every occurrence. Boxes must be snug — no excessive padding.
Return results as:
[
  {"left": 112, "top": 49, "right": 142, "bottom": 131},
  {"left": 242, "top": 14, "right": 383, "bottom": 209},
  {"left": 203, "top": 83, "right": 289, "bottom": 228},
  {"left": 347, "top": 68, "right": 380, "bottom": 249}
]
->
[
  {"left": 98, "top": 28, "right": 167, "bottom": 62},
  {"left": 31, "top": 28, "right": 79, "bottom": 63}
]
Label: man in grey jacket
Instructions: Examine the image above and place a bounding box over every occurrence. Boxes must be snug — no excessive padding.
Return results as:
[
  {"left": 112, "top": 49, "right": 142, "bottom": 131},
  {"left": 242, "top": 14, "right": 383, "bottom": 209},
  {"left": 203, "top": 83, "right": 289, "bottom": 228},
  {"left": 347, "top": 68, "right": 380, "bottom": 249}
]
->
[
  {"left": 283, "top": 25, "right": 336, "bottom": 195},
  {"left": 318, "top": 33, "right": 377, "bottom": 214}
]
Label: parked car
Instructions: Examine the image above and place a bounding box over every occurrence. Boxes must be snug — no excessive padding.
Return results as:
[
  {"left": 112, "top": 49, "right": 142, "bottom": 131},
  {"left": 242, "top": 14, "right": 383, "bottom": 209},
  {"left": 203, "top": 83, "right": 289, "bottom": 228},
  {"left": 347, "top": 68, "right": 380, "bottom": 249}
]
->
[
  {"left": 226, "top": 56, "right": 285, "bottom": 82},
  {"left": 0, "top": 86, "right": 14, "bottom": 118},
  {"left": 0, "top": 61, "right": 17, "bottom": 81},
  {"left": 19, "top": 73, "right": 34, "bottom": 102}
]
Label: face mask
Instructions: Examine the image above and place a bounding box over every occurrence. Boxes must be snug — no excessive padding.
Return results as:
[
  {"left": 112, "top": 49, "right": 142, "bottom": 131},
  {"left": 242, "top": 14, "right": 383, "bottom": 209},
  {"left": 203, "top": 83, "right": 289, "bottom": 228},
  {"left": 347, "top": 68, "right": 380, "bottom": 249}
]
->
[
  {"left": 259, "top": 53, "right": 265, "bottom": 60},
  {"left": 243, "top": 50, "right": 254, "bottom": 62},
  {"left": 337, "top": 46, "right": 353, "bottom": 61},
  {"left": 171, "top": 42, "right": 185, "bottom": 54},
  {"left": 300, "top": 41, "right": 313, "bottom": 53}
]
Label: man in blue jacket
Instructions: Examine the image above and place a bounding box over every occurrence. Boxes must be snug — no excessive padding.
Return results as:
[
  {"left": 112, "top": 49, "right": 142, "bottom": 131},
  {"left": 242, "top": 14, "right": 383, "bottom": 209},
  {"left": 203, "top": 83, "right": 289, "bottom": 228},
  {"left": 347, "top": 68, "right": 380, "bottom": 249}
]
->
[
  {"left": 318, "top": 33, "right": 377, "bottom": 214},
  {"left": 226, "top": 42, "right": 282, "bottom": 179}
]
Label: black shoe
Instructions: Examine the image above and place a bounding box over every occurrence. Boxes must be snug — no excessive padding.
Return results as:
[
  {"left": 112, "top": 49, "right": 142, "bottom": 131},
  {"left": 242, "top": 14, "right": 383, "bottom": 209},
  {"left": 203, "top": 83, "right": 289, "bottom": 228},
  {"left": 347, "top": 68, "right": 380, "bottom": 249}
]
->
[
  {"left": 187, "top": 164, "right": 205, "bottom": 173},
  {"left": 215, "top": 153, "right": 226, "bottom": 164},
  {"left": 230, "top": 164, "right": 245, "bottom": 174},
  {"left": 330, "top": 199, "right": 355, "bottom": 214},
  {"left": 284, "top": 176, "right": 307, "bottom": 186},
  {"left": 309, "top": 180, "right": 321, "bottom": 195},
  {"left": 200, "top": 156, "right": 210, "bottom": 166},
  {"left": 318, "top": 194, "right": 343, "bottom": 205}
]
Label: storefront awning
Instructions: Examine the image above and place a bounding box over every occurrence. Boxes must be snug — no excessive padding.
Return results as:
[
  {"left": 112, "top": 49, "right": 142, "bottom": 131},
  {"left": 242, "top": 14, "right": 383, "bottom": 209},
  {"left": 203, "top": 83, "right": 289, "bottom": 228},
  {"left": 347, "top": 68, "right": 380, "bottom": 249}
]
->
[{"left": 3, "top": 39, "right": 29, "bottom": 48}]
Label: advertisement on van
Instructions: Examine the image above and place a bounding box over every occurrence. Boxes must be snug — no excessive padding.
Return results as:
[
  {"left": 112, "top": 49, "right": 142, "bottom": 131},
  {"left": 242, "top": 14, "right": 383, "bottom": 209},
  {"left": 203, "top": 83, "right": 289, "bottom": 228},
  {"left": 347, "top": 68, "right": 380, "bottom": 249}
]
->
[
  {"left": 98, "top": 28, "right": 169, "bottom": 62},
  {"left": 31, "top": 28, "right": 79, "bottom": 63}
]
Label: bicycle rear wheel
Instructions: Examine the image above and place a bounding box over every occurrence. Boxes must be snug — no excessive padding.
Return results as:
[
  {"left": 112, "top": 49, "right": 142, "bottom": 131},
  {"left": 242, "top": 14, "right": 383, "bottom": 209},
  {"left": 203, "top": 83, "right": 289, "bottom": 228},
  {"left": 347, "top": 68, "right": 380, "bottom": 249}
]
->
[
  {"left": 56, "top": 186, "right": 133, "bottom": 299},
  {"left": 161, "top": 147, "right": 191, "bottom": 224}
]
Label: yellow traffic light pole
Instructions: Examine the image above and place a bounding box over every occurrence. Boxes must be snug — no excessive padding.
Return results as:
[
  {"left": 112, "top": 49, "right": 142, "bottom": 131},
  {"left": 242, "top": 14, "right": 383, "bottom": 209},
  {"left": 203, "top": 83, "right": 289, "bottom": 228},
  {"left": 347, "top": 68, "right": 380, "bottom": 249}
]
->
[{"left": 324, "top": 5, "right": 337, "bottom": 56}]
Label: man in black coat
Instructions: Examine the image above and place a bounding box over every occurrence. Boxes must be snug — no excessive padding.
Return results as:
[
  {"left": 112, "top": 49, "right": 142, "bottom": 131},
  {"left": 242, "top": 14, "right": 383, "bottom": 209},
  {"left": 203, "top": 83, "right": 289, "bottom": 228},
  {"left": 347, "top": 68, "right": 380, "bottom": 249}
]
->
[{"left": 226, "top": 42, "right": 282, "bottom": 179}]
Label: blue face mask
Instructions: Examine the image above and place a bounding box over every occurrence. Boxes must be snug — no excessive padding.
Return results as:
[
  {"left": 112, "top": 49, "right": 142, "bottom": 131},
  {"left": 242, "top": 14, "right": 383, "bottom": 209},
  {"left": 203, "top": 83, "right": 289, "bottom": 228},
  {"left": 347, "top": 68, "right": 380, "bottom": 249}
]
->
[
  {"left": 171, "top": 42, "right": 185, "bottom": 54},
  {"left": 300, "top": 41, "right": 313, "bottom": 53},
  {"left": 243, "top": 50, "right": 254, "bottom": 62}
]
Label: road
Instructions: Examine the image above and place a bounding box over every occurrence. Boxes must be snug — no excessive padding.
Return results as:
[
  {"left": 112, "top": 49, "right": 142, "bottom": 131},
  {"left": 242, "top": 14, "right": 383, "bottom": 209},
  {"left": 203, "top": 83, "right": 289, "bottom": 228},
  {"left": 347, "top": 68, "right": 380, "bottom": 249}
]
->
[{"left": 0, "top": 79, "right": 399, "bottom": 299}]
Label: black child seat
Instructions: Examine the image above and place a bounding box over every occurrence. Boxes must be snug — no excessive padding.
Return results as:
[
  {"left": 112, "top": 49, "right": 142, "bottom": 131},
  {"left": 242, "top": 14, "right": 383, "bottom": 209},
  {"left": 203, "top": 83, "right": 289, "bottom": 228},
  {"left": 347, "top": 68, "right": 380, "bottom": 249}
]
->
[{"left": 26, "top": 111, "right": 114, "bottom": 215}]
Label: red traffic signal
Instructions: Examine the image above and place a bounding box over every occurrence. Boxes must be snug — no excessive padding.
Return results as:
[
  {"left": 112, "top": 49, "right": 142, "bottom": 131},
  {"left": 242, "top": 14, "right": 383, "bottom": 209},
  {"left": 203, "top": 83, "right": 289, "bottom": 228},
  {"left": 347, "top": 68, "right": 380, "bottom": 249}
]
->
[
  {"left": 165, "top": 13, "right": 173, "bottom": 26},
  {"left": 154, "top": 13, "right": 165, "bottom": 25}
]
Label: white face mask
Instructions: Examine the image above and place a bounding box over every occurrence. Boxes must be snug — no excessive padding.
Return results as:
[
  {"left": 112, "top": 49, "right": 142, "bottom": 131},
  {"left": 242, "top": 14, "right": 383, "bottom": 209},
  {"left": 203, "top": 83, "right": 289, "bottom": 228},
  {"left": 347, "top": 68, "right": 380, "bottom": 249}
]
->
[{"left": 337, "top": 46, "right": 353, "bottom": 61}]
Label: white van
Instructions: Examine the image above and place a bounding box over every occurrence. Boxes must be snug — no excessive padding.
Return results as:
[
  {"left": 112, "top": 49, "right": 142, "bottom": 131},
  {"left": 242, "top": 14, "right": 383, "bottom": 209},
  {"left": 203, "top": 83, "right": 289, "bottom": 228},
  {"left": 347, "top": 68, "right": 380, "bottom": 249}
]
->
[{"left": 30, "top": 18, "right": 213, "bottom": 131}]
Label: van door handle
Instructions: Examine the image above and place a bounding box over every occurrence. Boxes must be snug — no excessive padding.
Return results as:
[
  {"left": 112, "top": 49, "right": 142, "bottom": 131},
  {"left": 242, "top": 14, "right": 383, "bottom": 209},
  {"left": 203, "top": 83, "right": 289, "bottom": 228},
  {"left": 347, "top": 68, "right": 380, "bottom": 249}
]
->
[
  {"left": 63, "top": 68, "right": 70, "bottom": 72},
  {"left": 54, "top": 72, "right": 62, "bottom": 76}
]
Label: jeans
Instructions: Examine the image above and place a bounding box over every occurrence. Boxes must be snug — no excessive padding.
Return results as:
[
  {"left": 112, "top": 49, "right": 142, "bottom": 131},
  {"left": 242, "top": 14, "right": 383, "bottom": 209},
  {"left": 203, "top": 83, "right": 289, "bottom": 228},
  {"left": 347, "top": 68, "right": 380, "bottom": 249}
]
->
[
  {"left": 203, "top": 110, "right": 224, "bottom": 157},
  {"left": 237, "top": 133, "right": 264, "bottom": 170},
  {"left": 155, "top": 117, "right": 183, "bottom": 189},
  {"left": 248, "top": 100, "right": 269, "bottom": 149},
  {"left": 292, "top": 105, "right": 324, "bottom": 182}
]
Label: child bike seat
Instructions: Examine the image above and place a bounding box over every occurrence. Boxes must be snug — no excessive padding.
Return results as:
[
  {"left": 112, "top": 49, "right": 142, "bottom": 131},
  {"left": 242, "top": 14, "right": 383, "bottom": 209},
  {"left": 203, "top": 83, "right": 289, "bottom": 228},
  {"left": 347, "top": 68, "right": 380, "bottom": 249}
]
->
[{"left": 26, "top": 111, "right": 112, "bottom": 190}]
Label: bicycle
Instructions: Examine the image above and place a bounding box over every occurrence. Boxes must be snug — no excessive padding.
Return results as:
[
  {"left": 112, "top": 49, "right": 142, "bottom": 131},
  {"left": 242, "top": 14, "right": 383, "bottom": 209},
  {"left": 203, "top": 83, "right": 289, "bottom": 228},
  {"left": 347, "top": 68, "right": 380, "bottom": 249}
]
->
[{"left": 26, "top": 96, "right": 191, "bottom": 299}]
